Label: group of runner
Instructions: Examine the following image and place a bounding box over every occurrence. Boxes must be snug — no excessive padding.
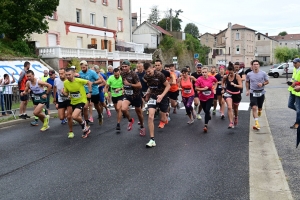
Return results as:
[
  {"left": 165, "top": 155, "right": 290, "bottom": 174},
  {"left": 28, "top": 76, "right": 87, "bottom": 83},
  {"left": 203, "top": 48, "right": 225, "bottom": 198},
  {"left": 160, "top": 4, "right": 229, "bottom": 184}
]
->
[{"left": 18, "top": 59, "right": 269, "bottom": 148}]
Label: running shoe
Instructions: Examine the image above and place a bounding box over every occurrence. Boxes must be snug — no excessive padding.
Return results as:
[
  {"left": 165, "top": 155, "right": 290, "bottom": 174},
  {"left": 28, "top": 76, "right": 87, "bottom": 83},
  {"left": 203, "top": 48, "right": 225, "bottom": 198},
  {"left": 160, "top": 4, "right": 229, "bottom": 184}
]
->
[
  {"left": 228, "top": 122, "right": 234, "bottom": 129},
  {"left": 212, "top": 110, "right": 216, "bottom": 115},
  {"left": 98, "top": 114, "right": 103, "bottom": 125},
  {"left": 73, "top": 120, "right": 78, "bottom": 125},
  {"left": 138, "top": 121, "right": 141, "bottom": 125},
  {"left": 82, "top": 129, "right": 91, "bottom": 138},
  {"left": 258, "top": 110, "right": 262, "bottom": 117},
  {"left": 43, "top": 115, "right": 50, "bottom": 128},
  {"left": 24, "top": 114, "right": 30, "bottom": 119},
  {"left": 31, "top": 121, "right": 39, "bottom": 126},
  {"left": 40, "top": 125, "right": 50, "bottom": 132},
  {"left": 106, "top": 109, "right": 111, "bottom": 117},
  {"left": 89, "top": 117, "right": 94, "bottom": 123},
  {"left": 221, "top": 115, "right": 225, "bottom": 120},
  {"left": 253, "top": 121, "right": 261, "bottom": 130},
  {"left": 139, "top": 127, "right": 146, "bottom": 137},
  {"left": 203, "top": 126, "right": 208, "bottom": 133},
  {"left": 61, "top": 118, "right": 67, "bottom": 124},
  {"left": 146, "top": 139, "right": 156, "bottom": 148},
  {"left": 127, "top": 118, "right": 135, "bottom": 131},
  {"left": 158, "top": 121, "right": 166, "bottom": 128},
  {"left": 116, "top": 123, "right": 121, "bottom": 131},
  {"left": 167, "top": 116, "right": 171, "bottom": 122},
  {"left": 68, "top": 132, "right": 74, "bottom": 139},
  {"left": 197, "top": 114, "right": 202, "bottom": 120},
  {"left": 187, "top": 119, "right": 194, "bottom": 124},
  {"left": 290, "top": 123, "right": 298, "bottom": 129},
  {"left": 234, "top": 117, "right": 238, "bottom": 126}
]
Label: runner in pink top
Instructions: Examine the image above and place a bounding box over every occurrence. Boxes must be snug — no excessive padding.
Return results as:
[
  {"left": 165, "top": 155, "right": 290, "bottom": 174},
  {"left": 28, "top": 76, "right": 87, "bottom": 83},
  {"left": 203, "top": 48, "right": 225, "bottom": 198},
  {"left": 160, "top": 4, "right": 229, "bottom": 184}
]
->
[
  {"left": 178, "top": 68, "right": 197, "bottom": 124},
  {"left": 195, "top": 67, "right": 218, "bottom": 132}
]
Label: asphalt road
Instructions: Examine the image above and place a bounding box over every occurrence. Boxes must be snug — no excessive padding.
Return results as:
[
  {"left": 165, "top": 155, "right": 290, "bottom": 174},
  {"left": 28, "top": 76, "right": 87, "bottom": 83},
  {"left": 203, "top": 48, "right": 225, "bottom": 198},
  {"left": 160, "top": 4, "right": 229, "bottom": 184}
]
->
[{"left": 0, "top": 99, "right": 250, "bottom": 199}]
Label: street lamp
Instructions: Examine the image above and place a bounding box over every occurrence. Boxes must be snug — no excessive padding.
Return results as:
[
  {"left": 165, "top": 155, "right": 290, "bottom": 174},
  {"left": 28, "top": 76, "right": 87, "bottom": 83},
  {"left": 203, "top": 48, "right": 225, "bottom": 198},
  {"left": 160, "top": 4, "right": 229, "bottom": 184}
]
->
[{"left": 224, "top": 37, "right": 228, "bottom": 66}]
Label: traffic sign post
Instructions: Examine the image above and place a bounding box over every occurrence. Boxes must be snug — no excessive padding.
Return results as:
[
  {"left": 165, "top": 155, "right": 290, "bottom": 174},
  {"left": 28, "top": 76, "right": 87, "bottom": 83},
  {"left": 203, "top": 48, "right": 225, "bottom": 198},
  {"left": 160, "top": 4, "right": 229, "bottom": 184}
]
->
[{"left": 172, "top": 57, "right": 178, "bottom": 64}]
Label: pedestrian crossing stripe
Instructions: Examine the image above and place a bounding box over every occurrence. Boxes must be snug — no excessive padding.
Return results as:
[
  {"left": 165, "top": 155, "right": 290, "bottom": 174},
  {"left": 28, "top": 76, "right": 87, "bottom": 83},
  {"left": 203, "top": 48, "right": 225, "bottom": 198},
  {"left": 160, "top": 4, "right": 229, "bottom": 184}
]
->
[{"left": 179, "top": 102, "right": 250, "bottom": 111}]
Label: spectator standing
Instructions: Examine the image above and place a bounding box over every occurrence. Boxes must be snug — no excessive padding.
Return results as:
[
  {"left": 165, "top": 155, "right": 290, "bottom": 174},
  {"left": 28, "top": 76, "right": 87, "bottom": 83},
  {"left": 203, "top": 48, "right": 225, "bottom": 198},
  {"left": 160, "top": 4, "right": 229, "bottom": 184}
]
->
[
  {"left": 2, "top": 73, "right": 15, "bottom": 114},
  {"left": 0, "top": 75, "right": 5, "bottom": 116}
]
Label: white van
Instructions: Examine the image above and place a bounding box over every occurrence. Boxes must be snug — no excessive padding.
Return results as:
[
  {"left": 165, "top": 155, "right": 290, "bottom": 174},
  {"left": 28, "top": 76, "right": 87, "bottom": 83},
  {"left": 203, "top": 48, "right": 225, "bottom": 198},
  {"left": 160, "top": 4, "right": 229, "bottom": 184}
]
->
[{"left": 268, "top": 62, "right": 294, "bottom": 78}]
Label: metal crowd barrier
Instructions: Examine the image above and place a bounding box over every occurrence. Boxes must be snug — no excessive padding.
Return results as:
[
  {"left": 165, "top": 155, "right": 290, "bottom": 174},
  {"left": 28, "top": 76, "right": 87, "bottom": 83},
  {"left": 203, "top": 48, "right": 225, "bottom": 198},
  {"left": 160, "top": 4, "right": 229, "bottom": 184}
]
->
[{"left": 0, "top": 85, "right": 22, "bottom": 119}]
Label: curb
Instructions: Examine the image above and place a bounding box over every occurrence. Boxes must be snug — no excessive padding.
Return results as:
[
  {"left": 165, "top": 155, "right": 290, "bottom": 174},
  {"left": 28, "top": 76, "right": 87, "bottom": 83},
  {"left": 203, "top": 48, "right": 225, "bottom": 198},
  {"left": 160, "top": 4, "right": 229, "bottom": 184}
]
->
[
  {"left": 249, "top": 104, "right": 293, "bottom": 200},
  {"left": 0, "top": 112, "right": 58, "bottom": 129}
]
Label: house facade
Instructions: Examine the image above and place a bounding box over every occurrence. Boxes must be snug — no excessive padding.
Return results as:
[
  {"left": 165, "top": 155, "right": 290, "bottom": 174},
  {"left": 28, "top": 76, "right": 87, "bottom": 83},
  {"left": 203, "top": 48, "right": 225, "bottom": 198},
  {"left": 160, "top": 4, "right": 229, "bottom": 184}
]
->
[
  {"left": 269, "top": 34, "right": 300, "bottom": 49},
  {"left": 132, "top": 21, "right": 173, "bottom": 49},
  {"left": 29, "top": 0, "right": 151, "bottom": 69},
  {"left": 255, "top": 33, "right": 278, "bottom": 65},
  {"left": 214, "top": 23, "right": 256, "bottom": 67}
]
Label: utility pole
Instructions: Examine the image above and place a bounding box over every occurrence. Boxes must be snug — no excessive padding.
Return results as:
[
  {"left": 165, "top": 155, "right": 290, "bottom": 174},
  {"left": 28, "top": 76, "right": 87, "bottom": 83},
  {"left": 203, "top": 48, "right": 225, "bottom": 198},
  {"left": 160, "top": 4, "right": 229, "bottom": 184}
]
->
[
  {"left": 170, "top": 9, "right": 172, "bottom": 32},
  {"left": 140, "top": 7, "right": 141, "bottom": 25}
]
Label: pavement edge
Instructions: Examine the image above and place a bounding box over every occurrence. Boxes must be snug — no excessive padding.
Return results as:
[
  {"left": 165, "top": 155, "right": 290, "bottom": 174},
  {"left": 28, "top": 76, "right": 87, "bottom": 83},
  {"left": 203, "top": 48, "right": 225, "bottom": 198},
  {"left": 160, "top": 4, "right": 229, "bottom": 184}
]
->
[
  {"left": 249, "top": 104, "right": 293, "bottom": 200},
  {"left": 0, "top": 112, "right": 58, "bottom": 129}
]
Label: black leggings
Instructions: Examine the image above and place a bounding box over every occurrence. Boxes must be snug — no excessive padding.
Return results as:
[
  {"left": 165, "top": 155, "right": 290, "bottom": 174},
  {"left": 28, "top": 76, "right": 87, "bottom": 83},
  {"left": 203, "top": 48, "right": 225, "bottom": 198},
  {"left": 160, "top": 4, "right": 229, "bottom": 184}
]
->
[
  {"left": 3, "top": 94, "right": 13, "bottom": 112},
  {"left": 200, "top": 98, "right": 213, "bottom": 124}
]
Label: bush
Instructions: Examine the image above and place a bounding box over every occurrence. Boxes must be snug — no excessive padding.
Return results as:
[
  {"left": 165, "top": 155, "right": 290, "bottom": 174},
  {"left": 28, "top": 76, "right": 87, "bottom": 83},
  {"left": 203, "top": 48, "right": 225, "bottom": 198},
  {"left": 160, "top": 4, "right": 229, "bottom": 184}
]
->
[
  {"left": 259, "top": 61, "right": 264, "bottom": 66},
  {"left": 159, "top": 35, "right": 176, "bottom": 51},
  {"left": 68, "top": 58, "right": 81, "bottom": 72},
  {"left": 11, "top": 38, "right": 33, "bottom": 55}
]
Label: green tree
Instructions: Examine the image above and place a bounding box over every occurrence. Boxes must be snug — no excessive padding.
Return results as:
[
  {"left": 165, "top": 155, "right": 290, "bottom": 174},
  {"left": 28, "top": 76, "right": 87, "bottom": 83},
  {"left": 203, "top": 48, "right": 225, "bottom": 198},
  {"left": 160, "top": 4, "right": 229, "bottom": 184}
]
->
[
  {"left": 184, "top": 33, "right": 210, "bottom": 64},
  {"left": 147, "top": 5, "right": 160, "bottom": 25},
  {"left": 0, "top": 0, "right": 59, "bottom": 40},
  {"left": 278, "top": 31, "right": 288, "bottom": 36},
  {"left": 275, "top": 47, "right": 293, "bottom": 62},
  {"left": 184, "top": 23, "right": 199, "bottom": 38},
  {"left": 158, "top": 18, "right": 181, "bottom": 31}
]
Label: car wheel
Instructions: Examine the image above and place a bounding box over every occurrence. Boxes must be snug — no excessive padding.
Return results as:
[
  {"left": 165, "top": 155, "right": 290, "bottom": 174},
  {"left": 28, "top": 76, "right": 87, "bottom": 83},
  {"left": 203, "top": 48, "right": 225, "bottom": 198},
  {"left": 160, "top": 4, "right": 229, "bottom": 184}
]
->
[{"left": 273, "top": 73, "right": 279, "bottom": 78}]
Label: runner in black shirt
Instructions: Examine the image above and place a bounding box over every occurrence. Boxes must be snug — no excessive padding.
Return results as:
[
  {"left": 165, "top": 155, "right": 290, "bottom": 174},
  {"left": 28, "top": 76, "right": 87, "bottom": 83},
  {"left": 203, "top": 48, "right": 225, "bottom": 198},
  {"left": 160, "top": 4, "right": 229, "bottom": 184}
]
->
[
  {"left": 191, "top": 63, "right": 203, "bottom": 119},
  {"left": 234, "top": 62, "right": 246, "bottom": 93}
]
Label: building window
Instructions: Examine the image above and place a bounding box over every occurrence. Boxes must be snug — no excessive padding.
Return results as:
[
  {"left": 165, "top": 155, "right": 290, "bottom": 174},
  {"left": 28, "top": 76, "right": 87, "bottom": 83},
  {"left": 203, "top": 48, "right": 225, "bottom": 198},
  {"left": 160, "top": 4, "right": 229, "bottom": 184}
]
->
[
  {"left": 118, "top": 18, "right": 123, "bottom": 32},
  {"left": 103, "top": 16, "right": 107, "bottom": 28},
  {"left": 90, "top": 0, "right": 96, "bottom": 2},
  {"left": 263, "top": 57, "right": 267, "bottom": 61},
  {"left": 258, "top": 34, "right": 260, "bottom": 40},
  {"left": 280, "top": 43, "right": 282, "bottom": 45},
  {"left": 90, "top": 13, "right": 96, "bottom": 26},
  {"left": 117, "top": 0, "right": 122, "bottom": 9},
  {"left": 76, "top": 9, "right": 81, "bottom": 23},
  {"left": 236, "top": 33, "right": 240, "bottom": 40},
  {"left": 285, "top": 43, "right": 287, "bottom": 45},
  {"left": 236, "top": 45, "right": 240, "bottom": 54},
  {"left": 132, "top": 19, "right": 135, "bottom": 27},
  {"left": 102, "top": 0, "right": 107, "bottom": 4}
]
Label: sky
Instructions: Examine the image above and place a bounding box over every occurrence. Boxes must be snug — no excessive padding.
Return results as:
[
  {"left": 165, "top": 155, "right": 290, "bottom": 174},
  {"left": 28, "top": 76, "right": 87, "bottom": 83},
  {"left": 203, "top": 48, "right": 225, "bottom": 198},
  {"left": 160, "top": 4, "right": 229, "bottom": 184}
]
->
[{"left": 131, "top": 0, "right": 300, "bottom": 36}]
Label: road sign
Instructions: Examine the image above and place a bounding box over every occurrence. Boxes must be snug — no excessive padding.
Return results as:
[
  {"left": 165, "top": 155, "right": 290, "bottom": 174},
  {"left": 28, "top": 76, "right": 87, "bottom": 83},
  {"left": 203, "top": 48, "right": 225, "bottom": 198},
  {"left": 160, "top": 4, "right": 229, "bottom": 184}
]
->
[
  {"left": 194, "top": 53, "right": 199, "bottom": 59},
  {"left": 172, "top": 57, "right": 178, "bottom": 64}
]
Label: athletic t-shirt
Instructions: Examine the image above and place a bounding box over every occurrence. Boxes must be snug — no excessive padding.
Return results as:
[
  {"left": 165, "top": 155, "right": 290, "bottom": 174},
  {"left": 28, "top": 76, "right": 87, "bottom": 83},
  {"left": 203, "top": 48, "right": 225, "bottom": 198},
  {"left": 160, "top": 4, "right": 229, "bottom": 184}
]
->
[
  {"left": 54, "top": 78, "right": 69, "bottom": 103},
  {"left": 79, "top": 70, "right": 99, "bottom": 95},
  {"left": 160, "top": 69, "right": 170, "bottom": 78},
  {"left": 121, "top": 70, "right": 140, "bottom": 97},
  {"left": 191, "top": 72, "right": 202, "bottom": 91},
  {"left": 180, "top": 77, "right": 194, "bottom": 98},
  {"left": 144, "top": 71, "right": 166, "bottom": 97},
  {"left": 106, "top": 75, "right": 123, "bottom": 97},
  {"left": 195, "top": 76, "right": 217, "bottom": 101},
  {"left": 169, "top": 71, "right": 178, "bottom": 92},
  {"left": 64, "top": 78, "right": 88, "bottom": 105},
  {"left": 246, "top": 70, "right": 269, "bottom": 94}
]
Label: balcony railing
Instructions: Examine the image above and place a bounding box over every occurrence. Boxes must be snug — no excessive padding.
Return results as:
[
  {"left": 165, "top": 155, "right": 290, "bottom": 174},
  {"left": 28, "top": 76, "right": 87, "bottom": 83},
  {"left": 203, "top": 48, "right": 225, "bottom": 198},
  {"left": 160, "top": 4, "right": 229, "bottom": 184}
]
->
[{"left": 38, "top": 47, "right": 152, "bottom": 60}]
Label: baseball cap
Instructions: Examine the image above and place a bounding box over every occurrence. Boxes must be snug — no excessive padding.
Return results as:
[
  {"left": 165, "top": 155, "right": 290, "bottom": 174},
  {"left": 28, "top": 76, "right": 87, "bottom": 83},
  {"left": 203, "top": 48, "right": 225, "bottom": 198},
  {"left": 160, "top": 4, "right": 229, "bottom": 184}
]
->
[
  {"left": 196, "top": 63, "right": 203, "bottom": 67},
  {"left": 80, "top": 60, "right": 88, "bottom": 65},
  {"left": 122, "top": 60, "right": 130, "bottom": 66},
  {"left": 293, "top": 58, "right": 300, "bottom": 63},
  {"left": 70, "top": 66, "right": 76, "bottom": 69}
]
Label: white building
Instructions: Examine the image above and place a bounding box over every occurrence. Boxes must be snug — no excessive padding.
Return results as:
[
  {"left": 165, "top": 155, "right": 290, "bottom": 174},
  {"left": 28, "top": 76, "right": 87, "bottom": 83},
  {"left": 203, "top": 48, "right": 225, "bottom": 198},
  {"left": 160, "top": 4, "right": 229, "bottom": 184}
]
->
[
  {"left": 30, "top": 0, "right": 151, "bottom": 69},
  {"left": 255, "top": 33, "right": 278, "bottom": 65}
]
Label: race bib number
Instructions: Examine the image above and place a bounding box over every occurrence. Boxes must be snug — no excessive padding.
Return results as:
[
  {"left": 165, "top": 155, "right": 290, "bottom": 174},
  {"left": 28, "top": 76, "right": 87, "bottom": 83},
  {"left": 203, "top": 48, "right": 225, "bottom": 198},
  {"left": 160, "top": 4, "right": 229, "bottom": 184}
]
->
[
  {"left": 113, "top": 89, "right": 120, "bottom": 94},
  {"left": 70, "top": 93, "right": 81, "bottom": 98},
  {"left": 202, "top": 90, "right": 211, "bottom": 96},
  {"left": 34, "top": 96, "right": 41, "bottom": 101},
  {"left": 184, "top": 89, "right": 191, "bottom": 94},
  {"left": 148, "top": 98, "right": 157, "bottom": 105},
  {"left": 31, "top": 94, "right": 35, "bottom": 98},
  {"left": 61, "top": 97, "right": 69, "bottom": 101},
  {"left": 125, "top": 90, "right": 133, "bottom": 95},
  {"left": 253, "top": 91, "right": 262, "bottom": 97},
  {"left": 224, "top": 92, "right": 232, "bottom": 97}
]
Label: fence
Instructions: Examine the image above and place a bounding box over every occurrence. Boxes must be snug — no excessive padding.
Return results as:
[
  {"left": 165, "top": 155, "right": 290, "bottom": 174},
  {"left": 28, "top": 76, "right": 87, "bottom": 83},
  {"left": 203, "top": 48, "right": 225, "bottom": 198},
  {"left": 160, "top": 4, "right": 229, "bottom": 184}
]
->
[{"left": 0, "top": 85, "right": 21, "bottom": 119}]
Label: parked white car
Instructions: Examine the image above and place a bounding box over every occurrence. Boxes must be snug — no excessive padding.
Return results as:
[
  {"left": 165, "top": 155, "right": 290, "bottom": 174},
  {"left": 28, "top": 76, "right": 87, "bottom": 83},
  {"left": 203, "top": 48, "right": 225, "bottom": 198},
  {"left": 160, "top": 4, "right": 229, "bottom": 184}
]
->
[{"left": 268, "top": 62, "right": 294, "bottom": 78}]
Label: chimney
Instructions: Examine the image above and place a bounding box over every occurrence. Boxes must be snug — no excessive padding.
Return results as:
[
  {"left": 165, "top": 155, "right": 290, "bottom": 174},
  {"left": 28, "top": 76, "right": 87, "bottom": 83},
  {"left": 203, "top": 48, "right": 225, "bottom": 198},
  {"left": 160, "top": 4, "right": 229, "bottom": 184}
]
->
[
  {"left": 266, "top": 33, "right": 268, "bottom": 36},
  {"left": 228, "top": 22, "right": 232, "bottom": 28}
]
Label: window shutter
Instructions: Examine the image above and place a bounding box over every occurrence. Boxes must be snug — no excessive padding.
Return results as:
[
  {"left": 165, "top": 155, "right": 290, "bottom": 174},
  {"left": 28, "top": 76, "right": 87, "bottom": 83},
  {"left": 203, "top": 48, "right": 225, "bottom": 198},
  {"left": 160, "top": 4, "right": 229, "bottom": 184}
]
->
[
  {"left": 101, "top": 39, "right": 105, "bottom": 50},
  {"left": 108, "top": 40, "right": 112, "bottom": 52}
]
